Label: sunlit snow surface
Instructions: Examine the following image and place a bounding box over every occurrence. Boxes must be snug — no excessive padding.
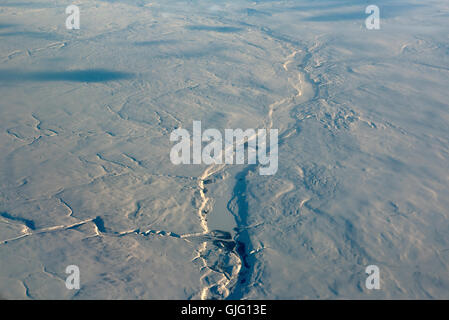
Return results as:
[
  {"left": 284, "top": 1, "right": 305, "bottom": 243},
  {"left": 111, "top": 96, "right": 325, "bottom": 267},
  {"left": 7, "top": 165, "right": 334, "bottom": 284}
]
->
[{"left": 0, "top": 0, "right": 448, "bottom": 299}]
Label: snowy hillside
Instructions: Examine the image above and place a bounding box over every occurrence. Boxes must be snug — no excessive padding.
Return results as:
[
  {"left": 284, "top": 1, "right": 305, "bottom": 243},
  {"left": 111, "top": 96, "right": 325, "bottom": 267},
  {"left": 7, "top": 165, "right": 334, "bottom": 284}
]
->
[{"left": 0, "top": 0, "right": 448, "bottom": 299}]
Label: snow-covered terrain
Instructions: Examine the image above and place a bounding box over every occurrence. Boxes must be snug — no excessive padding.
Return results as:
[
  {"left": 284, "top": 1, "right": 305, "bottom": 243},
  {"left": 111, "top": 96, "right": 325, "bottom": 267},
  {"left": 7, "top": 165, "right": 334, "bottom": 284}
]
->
[{"left": 0, "top": 0, "right": 448, "bottom": 299}]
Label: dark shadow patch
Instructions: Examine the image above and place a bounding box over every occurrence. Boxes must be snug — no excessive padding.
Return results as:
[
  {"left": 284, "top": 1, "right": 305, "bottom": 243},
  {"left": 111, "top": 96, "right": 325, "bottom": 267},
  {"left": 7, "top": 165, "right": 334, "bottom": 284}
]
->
[
  {"left": 134, "top": 39, "right": 178, "bottom": 46},
  {"left": 0, "top": 23, "right": 15, "bottom": 29},
  {"left": 0, "top": 212, "right": 35, "bottom": 230},
  {"left": 99, "top": 0, "right": 146, "bottom": 6},
  {"left": 0, "top": 31, "right": 63, "bottom": 41},
  {"left": 0, "top": 69, "right": 134, "bottom": 83},
  {"left": 185, "top": 25, "right": 243, "bottom": 33},
  {"left": 282, "top": 1, "right": 358, "bottom": 13},
  {"left": 304, "top": 11, "right": 365, "bottom": 22},
  {"left": 245, "top": 8, "right": 272, "bottom": 17},
  {"left": 304, "top": 3, "right": 426, "bottom": 22},
  {"left": 92, "top": 216, "right": 106, "bottom": 233}
]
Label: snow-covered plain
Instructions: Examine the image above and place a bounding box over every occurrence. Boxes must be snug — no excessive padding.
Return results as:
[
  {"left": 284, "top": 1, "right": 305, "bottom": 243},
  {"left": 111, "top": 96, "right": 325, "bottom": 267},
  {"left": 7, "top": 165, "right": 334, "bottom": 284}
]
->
[{"left": 0, "top": 0, "right": 448, "bottom": 299}]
